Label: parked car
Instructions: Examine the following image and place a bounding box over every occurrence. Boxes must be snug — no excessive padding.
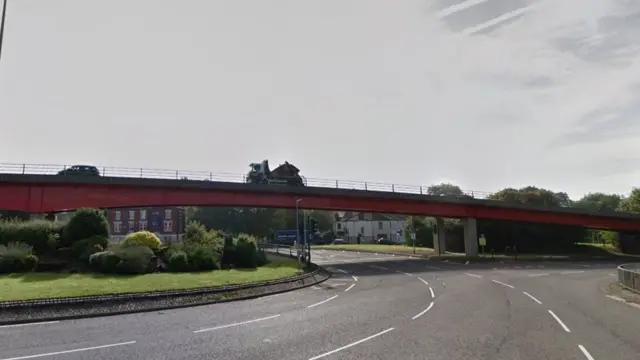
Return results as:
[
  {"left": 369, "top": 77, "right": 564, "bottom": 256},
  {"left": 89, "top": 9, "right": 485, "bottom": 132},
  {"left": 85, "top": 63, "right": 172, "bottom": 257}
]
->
[{"left": 57, "top": 165, "right": 100, "bottom": 176}]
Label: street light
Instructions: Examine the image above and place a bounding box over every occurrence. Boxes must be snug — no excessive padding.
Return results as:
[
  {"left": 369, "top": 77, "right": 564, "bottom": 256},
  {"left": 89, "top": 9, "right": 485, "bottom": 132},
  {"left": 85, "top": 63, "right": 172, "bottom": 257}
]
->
[
  {"left": 0, "top": 0, "right": 7, "bottom": 63},
  {"left": 295, "top": 198, "right": 303, "bottom": 267}
]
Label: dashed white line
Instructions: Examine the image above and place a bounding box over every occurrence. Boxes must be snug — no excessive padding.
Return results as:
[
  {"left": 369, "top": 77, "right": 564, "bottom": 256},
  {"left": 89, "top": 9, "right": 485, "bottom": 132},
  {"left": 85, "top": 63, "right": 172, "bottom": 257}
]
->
[
  {"left": 0, "top": 321, "right": 59, "bottom": 329},
  {"left": 548, "top": 310, "right": 571, "bottom": 332},
  {"left": 369, "top": 265, "right": 388, "bottom": 270},
  {"left": 0, "top": 341, "right": 137, "bottom": 360},
  {"left": 335, "top": 268, "right": 349, "bottom": 274},
  {"left": 308, "top": 328, "right": 395, "bottom": 360},
  {"left": 528, "top": 273, "right": 550, "bottom": 277},
  {"left": 307, "top": 295, "right": 339, "bottom": 308},
  {"left": 491, "top": 280, "right": 515, "bottom": 289},
  {"left": 418, "top": 277, "right": 429, "bottom": 286},
  {"left": 352, "top": 275, "right": 358, "bottom": 282},
  {"left": 560, "top": 271, "right": 584, "bottom": 275},
  {"left": 465, "top": 273, "right": 482, "bottom": 278},
  {"left": 579, "top": 264, "right": 592, "bottom": 268},
  {"left": 412, "top": 302, "right": 435, "bottom": 320},
  {"left": 578, "top": 345, "right": 595, "bottom": 360},
  {"left": 425, "top": 266, "right": 443, "bottom": 270},
  {"left": 344, "top": 284, "right": 355, "bottom": 292},
  {"left": 429, "top": 287, "right": 435, "bottom": 299},
  {"left": 522, "top": 292, "right": 542, "bottom": 304},
  {"left": 194, "top": 314, "right": 281, "bottom": 333}
]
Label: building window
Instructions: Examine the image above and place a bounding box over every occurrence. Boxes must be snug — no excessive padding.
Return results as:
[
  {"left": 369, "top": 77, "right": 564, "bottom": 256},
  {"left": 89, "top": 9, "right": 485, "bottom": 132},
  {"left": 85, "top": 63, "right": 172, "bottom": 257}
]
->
[
  {"left": 360, "top": 227, "right": 365, "bottom": 234},
  {"left": 139, "top": 221, "right": 147, "bottom": 231},
  {"left": 114, "top": 211, "right": 121, "bottom": 221},
  {"left": 337, "top": 223, "right": 342, "bottom": 230},
  {"left": 112, "top": 221, "right": 122, "bottom": 233},
  {"left": 128, "top": 210, "right": 135, "bottom": 220},
  {"left": 163, "top": 220, "right": 173, "bottom": 232},
  {"left": 128, "top": 221, "right": 135, "bottom": 232},
  {"left": 164, "top": 209, "right": 172, "bottom": 219},
  {"left": 140, "top": 210, "right": 147, "bottom": 220},
  {"left": 378, "top": 222, "right": 383, "bottom": 230}
]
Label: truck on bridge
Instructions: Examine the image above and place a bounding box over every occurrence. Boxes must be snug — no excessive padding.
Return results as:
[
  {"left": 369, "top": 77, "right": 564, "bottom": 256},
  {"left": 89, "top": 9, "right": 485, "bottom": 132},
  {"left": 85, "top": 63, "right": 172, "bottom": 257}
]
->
[{"left": 246, "top": 160, "right": 306, "bottom": 186}]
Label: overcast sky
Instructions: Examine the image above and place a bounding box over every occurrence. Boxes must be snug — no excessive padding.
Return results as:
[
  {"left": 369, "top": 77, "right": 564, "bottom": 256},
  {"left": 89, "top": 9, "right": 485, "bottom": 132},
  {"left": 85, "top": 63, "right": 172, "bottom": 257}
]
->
[{"left": 1, "top": 0, "right": 640, "bottom": 199}]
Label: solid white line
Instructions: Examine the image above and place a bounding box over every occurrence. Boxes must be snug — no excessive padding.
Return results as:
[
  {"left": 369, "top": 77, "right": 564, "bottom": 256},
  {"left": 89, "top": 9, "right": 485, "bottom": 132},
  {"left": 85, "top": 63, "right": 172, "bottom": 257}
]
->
[
  {"left": 465, "top": 273, "right": 482, "bottom": 278},
  {"left": 308, "top": 328, "right": 395, "bottom": 360},
  {"left": 352, "top": 275, "right": 358, "bottom": 282},
  {"left": 307, "top": 295, "right": 339, "bottom": 308},
  {"left": 560, "top": 271, "right": 584, "bottom": 275},
  {"left": 578, "top": 345, "right": 595, "bottom": 360},
  {"left": 369, "top": 265, "right": 388, "bottom": 270},
  {"left": 437, "top": 0, "right": 489, "bottom": 19},
  {"left": 522, "top": 292, "right": 542, "bottom": 304},
  {"left": 0, "top": 321, "right": 59, "bottom": 329},
  {"left": 605, "top": 295, "right": 640, "bottom": 309},
  {"left": 429, "top": 287, "right": 435, "bottom": 299},
  {"left": 418, "top": 277, "right": 429, "bottom": 285},
  {"left": 548, "top": 310, "right": 571, "bottom": 332},
  {"left": 403, "top": 272, "right": 413, "bottom": 277},
  {"left": 492, "top": 280, "right": 515, "bottom": 289},
  {"left": 0, "top": 341, "right": 136, "bottom": 360},
  {"left": 194, "top": 314, "right": 281, "bottom": 333},
  {"left": 344, "top": 284, "right": 355, "bottom": 292},
  {"left": 528, "top": 273, "right": 550, "bottom": 277},
  {"left": 412, "top": 302, "right": 435, "bottom": 320}
]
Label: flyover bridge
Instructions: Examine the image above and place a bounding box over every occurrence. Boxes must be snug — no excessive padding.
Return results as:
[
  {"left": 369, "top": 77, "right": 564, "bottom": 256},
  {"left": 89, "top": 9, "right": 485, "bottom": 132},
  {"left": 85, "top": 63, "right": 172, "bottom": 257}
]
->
[{"left": 1, "top": 163, "right": 639, "bottom": 256}]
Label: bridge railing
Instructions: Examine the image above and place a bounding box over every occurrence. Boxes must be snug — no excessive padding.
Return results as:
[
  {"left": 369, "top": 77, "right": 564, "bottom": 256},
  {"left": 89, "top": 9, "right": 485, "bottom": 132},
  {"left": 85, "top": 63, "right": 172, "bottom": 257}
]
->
[
  {"left": 0, "top": 163, "right": 493, "bottom": 199},
  {"left": 618, "top": 263, "right": 640, "bottom": 293}
]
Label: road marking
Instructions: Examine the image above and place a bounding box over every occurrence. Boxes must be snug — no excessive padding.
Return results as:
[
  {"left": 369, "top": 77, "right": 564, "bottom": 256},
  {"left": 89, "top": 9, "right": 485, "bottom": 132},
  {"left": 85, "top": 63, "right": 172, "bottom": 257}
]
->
[
  {"left": 369, "top": 265, "right": 388, "bottom": 270},
  {"left": 344, "top": 284, "right": 355, "bottom": 292},
  {"left": 522, "top": 292, "right": 542, "bottom": 304},
  {"left": 194, "top": 314, "right": 281, "bottom": 333},
  {"left": 606, "top": 295, "right": 640, "bottom": 309},
  {"left": 465, "top": 273, "right": 482, "bottom": 278},
  {"left": 352, "top": 276, "right": 358, "bottom": 282},
  {"left": 578, "top": 345, "right": 595, "bottom": 360},
  {"left": 335, "top": 268, "right": 349, "bottom": 274},
  {"left": 0, "top": 341, "right": 137, "bottom": 360},
  {"left": 307, "top": 295, "right": 339, "bottom": 308},
  {"left": 464, "top": 261, "right": 469, "bottom": 265},
  {"left": 608, "top": 273, "right": 616, "bottom": 277},
  {"left": 548, "top": 310, "right": 571, "bottom": 332},
  {"left": 425, "top": 266, "right": 443, "bottom": 270},
  {"left": 528, "top": 273, "right": 550, "bottom": 277},
  {"left": 429, "top": 287, "right": 435, "bottom": 299},
  {"left": 308, "top": 328, "right": 395, "bottom": 360},
  {"left": 418, "top": 277, "right": 429, "bottom": 285},
  {"left": 579, "top": 264, "right": 591, "bottom": 268},
  {"left": 0, "top": 321, "right": 59, "bottom": 329},
  {"left": 397, "top": 270, "right": 413, "bottom": 276},
  {"left": 412, "top": 302, "right": 435, "bottom": 320},
  {"left": 492, "top": 280, "right": 515, "bottom": 289},
  {"left": 560, "top": 271, "right": 584, "bottom": 275}
]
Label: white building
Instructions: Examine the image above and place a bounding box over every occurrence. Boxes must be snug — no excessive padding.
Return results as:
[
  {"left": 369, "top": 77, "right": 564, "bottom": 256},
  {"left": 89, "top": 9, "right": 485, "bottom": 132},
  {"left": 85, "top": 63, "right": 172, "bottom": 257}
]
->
[{"left": 333, "top": 212, "right": 407, "bottom": 243}]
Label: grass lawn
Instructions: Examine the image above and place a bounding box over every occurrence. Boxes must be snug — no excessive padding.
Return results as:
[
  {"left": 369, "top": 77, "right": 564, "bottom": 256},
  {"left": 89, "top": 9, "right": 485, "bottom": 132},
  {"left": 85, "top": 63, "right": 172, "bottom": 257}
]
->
[
  {"left": 0, "top": 259, "right": 300, "bottom": 302},
  {"left": 312, "top": 244, "right": 435, "bottom": 255}
]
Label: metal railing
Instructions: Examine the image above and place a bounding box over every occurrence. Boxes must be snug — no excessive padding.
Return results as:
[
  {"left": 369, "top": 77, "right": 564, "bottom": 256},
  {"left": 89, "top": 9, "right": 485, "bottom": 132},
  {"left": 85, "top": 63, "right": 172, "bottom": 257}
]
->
[
  {"left": 0, "top": 162, "right": 493, "bottom": 198},
  {"left": 617, "top": 263, "right": 640, "bottom": 293}
]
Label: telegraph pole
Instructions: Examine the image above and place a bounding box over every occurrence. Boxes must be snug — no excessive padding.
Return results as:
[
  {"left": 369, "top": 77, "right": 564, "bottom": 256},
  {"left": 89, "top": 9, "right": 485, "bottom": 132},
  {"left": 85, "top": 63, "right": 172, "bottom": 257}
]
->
[{"left": 0, "top": 0, "right": 7, "bottom": 63}]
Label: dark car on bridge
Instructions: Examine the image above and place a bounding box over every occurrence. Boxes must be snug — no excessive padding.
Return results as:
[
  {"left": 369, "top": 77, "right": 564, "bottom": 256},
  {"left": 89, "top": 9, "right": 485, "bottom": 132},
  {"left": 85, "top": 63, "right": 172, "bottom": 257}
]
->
[{"left": 57, "top": 165, "right": 100, "bottom": 176}]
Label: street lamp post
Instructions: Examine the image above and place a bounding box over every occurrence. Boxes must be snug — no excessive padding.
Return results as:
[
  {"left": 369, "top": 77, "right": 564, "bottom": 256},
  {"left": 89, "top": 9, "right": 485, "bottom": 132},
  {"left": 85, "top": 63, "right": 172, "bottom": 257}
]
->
[
  {"left": 295, "top": 198, "right": 303, "bottom": 268},
  {"left": 0, "top": 0, "right": 8, "bottom": 63}
]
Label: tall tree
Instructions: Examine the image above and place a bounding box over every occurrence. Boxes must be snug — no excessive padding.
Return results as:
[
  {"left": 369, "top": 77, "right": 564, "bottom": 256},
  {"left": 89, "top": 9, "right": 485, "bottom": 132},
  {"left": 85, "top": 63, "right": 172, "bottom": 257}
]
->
[
  {"left": 427, "top": 183, "right": 467, "bottom": 197},
  {"left": 575, "top": 193, "right": 623, "bottom": 212}
]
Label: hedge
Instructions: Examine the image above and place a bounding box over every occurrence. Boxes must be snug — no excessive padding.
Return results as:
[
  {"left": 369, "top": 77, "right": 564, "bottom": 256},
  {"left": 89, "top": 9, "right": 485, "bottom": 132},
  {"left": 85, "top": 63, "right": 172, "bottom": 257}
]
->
[
  {"left": 0, "top": 242, "right": 39, "bottom": 273},
  {"left": 0, "top": 220, "right": 63, "bottom": 255}
]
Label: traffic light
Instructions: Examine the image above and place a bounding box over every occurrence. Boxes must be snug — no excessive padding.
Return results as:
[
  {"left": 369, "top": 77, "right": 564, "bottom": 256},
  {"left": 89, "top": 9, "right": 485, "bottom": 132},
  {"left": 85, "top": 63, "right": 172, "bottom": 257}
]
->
[{"left": 309, "top": 217, "right": 318, "bottom": 234}]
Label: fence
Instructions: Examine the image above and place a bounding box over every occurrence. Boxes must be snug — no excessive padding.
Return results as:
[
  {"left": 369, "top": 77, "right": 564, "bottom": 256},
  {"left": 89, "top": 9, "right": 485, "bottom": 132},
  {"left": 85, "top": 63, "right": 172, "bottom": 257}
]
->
[
  {"left": 0, "top": 162, "right": 493, "bottom": 198},
  {"left": 617, "top": 263, "right": 640, "bottom": 293}
]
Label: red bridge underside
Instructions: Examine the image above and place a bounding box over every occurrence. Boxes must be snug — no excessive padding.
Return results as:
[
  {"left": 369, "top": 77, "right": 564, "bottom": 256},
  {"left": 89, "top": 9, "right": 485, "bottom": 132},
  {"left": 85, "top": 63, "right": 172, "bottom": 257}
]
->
[{"left": 1, "top": 183, "right": 639, "bottom": 231}]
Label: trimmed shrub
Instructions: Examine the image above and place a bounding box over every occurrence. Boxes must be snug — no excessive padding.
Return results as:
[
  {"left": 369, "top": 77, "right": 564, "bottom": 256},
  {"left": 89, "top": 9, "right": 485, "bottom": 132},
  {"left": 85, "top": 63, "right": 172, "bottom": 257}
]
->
[
  {"left": 184, "top": 244, "right": 219, "bottom": 271},
  {"left": 232, "top": 234, "right": 265, "bottom": 268},
  {"left": 0, "top": 242, "right": 39, "bottom": 273},
  {"left": 61, "top": 208, "right": 109, "bottom": 247},
  {"left": 184, "top": 221, "right": 223, "bottom": 249},
  {"left": 0, "top": 220, "right": 64, "bottom": 255},
  {"left": 121, "top": 231, "right": 162, "bottom": 250},
  {"left": 167, "top": 250, "right": 189, "bottom": 272},
  {"left": 89, "top": 246, "right": 154, "bottom": 274}
]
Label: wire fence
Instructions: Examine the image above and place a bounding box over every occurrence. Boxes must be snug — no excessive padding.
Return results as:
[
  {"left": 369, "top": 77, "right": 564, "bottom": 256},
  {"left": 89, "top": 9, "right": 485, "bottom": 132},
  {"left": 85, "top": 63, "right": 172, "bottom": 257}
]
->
[
  {"left": 618, "top": 263, "right": 640, "bottom": 293},
  {"left": 0, "top": 162, "right": 494, "bottom": 199}
]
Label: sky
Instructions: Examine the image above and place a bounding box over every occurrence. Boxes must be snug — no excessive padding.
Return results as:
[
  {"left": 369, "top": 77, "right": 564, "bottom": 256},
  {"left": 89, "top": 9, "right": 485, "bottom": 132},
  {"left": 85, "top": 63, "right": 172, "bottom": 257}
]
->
[{"left": 1, "top": 0, "right": 640, "bottom": 199}]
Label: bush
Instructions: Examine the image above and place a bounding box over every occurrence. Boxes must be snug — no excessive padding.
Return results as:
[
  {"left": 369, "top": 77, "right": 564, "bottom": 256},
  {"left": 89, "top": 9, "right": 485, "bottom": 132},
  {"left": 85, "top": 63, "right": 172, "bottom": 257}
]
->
[
  {"left": 0, "top": 220, "right": 64, "bottom": 255},
  {"left": 184, "top": 244, "right": 219, "bottom": 271},
  {"left": 0, "top": 242, "right": 39, "bottom": 273},
  {"left": 231, "top": 234, "right": 266, "bottom": 268},
  {"left": 184, "top": 221, "right": 223, "bottom": 248},
  {"left": 89, "top": 246, "right": 154, "bottom": 274},
  {"left": 61, "top": 208, "right": 109, "bottom": 247},
  {"left": 167, "top": 250, "right": 189, "bottom": 272},
  {"left": 122, "top": 231, "right": 162, "bottom": 250}
]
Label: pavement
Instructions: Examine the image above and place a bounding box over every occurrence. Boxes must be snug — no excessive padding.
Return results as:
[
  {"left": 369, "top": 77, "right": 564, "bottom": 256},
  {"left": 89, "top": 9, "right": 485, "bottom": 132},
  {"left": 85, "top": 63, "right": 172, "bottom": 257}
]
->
[{"left": 1, "top": 250, "right": 639, "bottom": 360}]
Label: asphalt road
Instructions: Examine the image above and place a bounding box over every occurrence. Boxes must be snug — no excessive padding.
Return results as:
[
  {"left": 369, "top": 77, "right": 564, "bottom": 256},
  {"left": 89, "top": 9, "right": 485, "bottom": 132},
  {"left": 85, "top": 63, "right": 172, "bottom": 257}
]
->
[{"left": 1, "top": 250, "right": 639, "bottom": 360}]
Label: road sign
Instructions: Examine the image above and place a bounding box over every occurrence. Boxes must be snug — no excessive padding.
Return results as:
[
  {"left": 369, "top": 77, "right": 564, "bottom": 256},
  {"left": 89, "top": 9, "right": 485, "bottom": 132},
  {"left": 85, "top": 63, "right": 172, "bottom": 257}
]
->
[
  {"left": 410, "top": 232, "right": 416, "bottom": 240},
  {"left": 479, "top": 235, "right": 487, "bottom": 246}
]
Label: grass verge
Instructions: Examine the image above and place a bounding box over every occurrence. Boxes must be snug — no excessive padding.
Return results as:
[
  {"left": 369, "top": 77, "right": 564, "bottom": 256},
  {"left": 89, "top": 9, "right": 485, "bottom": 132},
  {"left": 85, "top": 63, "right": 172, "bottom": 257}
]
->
[{"left": 0, "top": 259, "right": 300, "bottom": 302}]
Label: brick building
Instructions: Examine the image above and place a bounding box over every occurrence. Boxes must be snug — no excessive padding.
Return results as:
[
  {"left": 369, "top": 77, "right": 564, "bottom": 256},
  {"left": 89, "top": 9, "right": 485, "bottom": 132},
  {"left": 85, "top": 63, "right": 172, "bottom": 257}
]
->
[{"left": 107, "top": 206, "right": 186, "bottom": 243}]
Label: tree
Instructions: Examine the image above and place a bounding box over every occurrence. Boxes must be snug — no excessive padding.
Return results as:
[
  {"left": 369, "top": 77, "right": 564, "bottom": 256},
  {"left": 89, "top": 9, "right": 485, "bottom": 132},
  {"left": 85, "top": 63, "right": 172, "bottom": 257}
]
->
[
  {"left": 427, "top": 183, "right": 466, "bottom": 197},
  {"left": 404, "top": 216, "right": 434, "bottom": 248},
  {"left": 618, "top": 188, "right": 640, "bottom": 213},
  {"left": 575, "top": 193, "right": 622, "bottom": 212}
]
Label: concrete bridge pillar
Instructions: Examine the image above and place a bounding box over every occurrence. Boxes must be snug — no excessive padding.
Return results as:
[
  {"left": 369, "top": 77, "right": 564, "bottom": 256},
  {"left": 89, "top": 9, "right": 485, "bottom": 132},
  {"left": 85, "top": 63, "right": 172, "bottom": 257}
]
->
[
  {"left": 463, "top": 217, "right": 479, "bottom": 256},
  {"left": 433, "top": 217, "right": 446, "bottom": 255}
]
